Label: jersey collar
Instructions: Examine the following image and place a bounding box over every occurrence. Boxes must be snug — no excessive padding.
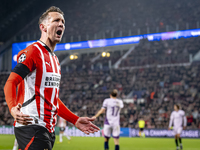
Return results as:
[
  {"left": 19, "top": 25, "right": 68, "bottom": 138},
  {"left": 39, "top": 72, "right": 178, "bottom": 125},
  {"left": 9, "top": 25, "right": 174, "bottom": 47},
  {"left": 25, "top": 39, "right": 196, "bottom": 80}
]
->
[{"left": 37, "top": 40, "right": 54, "bottom": 55}]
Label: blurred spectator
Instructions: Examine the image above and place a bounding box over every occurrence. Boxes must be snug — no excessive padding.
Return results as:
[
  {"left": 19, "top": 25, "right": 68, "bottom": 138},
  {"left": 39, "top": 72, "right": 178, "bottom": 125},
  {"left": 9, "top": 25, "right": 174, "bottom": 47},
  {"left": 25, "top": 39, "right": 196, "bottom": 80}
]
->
[
  {"left": 187, "top": 114, "right": 193, "bottom": 126},
  {"left": 192, "top": 109, "right": 199, "bottom": 124},
  {"left": 5, "top": 0, "right": 200, "bottom": 43},
  {"left": 1, "top": 37, "right": 200, "bottom": 130}
]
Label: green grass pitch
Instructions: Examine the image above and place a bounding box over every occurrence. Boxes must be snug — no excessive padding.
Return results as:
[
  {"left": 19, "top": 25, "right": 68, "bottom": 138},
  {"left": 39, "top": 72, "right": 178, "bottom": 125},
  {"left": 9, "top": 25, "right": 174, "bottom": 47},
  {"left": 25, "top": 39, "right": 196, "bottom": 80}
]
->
[{"left": 0, "top": 135, "right": 200, "bottom": 150}]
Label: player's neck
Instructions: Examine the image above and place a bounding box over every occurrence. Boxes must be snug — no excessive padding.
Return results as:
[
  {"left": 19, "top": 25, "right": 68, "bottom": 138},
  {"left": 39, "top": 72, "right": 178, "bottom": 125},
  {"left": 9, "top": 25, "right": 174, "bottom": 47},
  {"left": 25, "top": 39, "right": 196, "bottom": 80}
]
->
[
  {"left": 110, "top": 96, "right": 117, "bottom": 99},
  {"left": 39, "top": 38, "right": 56, "bottom": 52}
]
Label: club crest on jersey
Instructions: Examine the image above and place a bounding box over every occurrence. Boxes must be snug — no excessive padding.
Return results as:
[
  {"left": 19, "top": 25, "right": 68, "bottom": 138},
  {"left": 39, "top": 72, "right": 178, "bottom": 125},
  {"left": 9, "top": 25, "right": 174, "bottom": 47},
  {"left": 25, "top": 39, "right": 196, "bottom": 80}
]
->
[{"left": 18, "top": 53, "right": 26, "bottom": 63}]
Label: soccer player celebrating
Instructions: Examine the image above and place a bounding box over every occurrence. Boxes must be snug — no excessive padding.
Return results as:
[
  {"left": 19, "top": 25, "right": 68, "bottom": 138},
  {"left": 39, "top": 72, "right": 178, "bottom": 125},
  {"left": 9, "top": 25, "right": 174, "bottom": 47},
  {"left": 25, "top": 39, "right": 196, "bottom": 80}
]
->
[
  {"left": 4, "top": 6, "right": 99, "bottom": 150},
  {"left": 58, "top": 116, "right": 71, "bottom": 143},
  {"left": 93, "top": 89, "right": 124, "bottom": 150},
  {"left": 168, "top": 104, "right": 187, "bottom": 150}
]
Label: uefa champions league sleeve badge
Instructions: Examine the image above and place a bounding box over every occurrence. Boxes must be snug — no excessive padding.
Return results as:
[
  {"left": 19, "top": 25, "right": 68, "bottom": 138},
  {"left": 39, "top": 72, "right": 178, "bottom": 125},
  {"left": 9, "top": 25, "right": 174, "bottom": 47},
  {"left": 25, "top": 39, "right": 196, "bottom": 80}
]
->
[{"left": 18, "top": 53, "right": 26, "bottom": 63}]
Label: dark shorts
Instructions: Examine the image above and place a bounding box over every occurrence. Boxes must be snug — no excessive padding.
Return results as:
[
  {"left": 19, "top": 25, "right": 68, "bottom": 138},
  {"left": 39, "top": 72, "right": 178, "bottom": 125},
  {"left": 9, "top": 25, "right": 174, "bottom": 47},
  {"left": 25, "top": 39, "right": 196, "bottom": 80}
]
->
[
  {"left": 14, "top": 125, "right": 55, "bottom": 150},
  {"left": 59, "top": 127, "right": 66, "bottom": 132},
  {"left": 140, "top": 128, "right": 144, "bottom": 131}
]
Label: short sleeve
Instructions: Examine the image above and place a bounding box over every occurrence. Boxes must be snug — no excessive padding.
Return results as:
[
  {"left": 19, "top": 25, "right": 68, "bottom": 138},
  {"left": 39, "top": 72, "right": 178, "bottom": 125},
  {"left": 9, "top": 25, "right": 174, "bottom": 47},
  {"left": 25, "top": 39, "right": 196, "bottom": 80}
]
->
[
  {"left": 17, "top": 48, "right": 37, "bottom": 72},
  {"left": 102, "top": 99, "right": 107, "bottom": 108},
  {"left": 12, "top": 45, "right": 39, "bottom": 79}
]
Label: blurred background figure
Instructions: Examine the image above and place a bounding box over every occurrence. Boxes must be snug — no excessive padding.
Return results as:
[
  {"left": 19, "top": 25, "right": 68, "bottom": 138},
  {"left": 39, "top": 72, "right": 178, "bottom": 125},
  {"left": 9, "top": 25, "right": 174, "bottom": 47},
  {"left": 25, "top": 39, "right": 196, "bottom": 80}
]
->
[
  {"left": 168, "top": 104, "right": 187, "bottom": 150},
  {"left": 12, "top": 138, "right": 18, "bottom": 150},
  {"left": 93, "top": 89, "right": 124, "bottom": 150},
  {"left": 138, "top": 117, "right": 145, "bottom": 138},
  {"left": 58, "top": 117, "right": 71, "bottom": 143}
]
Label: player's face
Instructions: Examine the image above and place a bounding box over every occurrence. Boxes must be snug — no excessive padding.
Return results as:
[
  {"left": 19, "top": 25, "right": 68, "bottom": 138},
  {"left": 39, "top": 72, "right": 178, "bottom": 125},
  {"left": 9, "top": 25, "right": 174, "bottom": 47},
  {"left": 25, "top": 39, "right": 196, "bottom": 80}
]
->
[
  {"left": 174, "top": 105, "right": 178, "bottom": 111},
  {"left": 45, "top": 12, "right": 65, "bottom": 43}
]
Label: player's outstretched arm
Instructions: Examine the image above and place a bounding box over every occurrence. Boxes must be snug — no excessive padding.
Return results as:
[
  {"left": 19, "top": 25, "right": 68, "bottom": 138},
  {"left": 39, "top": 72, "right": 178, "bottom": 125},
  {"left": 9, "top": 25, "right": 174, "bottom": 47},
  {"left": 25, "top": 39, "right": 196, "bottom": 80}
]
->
[
  {"left": 4, "top": 72, "right": 33, "bottom": 125},
  {"left": 75, "top": 117, "right": 100, "bottom": 135},
  {"left": 57, "top": 98, "right": 79, "bottom": 125},
  {"left": 92, "top": 108, "right": 105, "bottom": 119}
]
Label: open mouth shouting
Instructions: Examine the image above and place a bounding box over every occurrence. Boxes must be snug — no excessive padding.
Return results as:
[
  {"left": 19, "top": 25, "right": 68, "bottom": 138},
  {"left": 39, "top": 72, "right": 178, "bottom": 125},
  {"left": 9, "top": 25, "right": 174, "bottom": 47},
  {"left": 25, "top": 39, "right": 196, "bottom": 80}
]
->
[{"left": 56, "top": 29, "right": 63, "bottom": 37}]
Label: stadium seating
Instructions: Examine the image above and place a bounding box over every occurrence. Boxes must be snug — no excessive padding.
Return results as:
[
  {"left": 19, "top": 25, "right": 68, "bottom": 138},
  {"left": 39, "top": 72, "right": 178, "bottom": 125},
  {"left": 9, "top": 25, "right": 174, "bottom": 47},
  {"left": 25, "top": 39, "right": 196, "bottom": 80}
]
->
[
  {"left": 120, "top": 37, "right": 200, "bottom": 67},
  {"left": 1, "top": 0, "right": 200, "bottom": 43},
  {"left": 1, "top": 36, "right": 200, "bottom": 129},
  {"left": 1, "top": 0, "right": 200, "bottom": 129},
  {"left": 61, "top": 50, "right": 128, "bottom": 72},
  {"left": 0, "top": 73, "right": 13, "bottom": 125},
  {"left": 59, "top": 65, "right": 200, "bottom": 129},
  {"left": 1, "top": 67, "right": 200, "bottom": 128}
]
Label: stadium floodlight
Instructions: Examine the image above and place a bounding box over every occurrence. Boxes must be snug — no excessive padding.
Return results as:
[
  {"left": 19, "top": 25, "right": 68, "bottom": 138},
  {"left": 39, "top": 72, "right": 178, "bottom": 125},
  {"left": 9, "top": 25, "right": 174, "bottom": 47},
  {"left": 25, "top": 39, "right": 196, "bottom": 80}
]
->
[
  {"left": 70, "top": 55, "right": 75, "bottom": 60},
  {"left": 106, "top": 52, "right": 110, "bottom": 57},
  {"left": 70, "top": 54, "right": 78, "bottom": 60},
  {"left": 102, "top": 52, "right": 106, "bottom": 57},
  {"left": 74, "top": 55, "right": 78, "bottom": 59}
]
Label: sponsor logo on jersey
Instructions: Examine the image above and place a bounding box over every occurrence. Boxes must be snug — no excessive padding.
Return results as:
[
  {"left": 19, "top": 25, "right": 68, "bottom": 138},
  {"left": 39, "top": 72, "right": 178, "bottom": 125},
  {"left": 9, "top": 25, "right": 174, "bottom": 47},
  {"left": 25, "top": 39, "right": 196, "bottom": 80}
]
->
[{"left": 45, "top": 73, "right": 61, "bottom": 88}]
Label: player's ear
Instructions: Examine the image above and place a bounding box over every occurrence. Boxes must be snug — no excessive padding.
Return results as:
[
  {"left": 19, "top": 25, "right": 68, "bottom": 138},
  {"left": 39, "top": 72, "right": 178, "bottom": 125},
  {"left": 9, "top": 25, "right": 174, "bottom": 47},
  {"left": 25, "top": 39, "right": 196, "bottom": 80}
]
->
[{"left": 40, "top": 23, "right": 47, "bottom": 32}]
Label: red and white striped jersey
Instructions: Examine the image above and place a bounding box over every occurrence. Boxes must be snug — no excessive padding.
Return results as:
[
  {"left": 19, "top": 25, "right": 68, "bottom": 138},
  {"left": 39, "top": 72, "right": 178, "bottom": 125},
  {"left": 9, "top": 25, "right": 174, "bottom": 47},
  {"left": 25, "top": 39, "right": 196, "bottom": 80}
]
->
[{"left": 14, "top": 40, "right": 61, "bottom": 133}]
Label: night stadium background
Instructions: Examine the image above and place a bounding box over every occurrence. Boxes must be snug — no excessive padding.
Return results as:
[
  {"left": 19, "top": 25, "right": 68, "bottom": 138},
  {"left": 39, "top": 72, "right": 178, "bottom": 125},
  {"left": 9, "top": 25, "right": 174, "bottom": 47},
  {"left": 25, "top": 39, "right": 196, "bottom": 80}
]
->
[{"left": 0, "top": 0, "right": 200, "bottom": 149}]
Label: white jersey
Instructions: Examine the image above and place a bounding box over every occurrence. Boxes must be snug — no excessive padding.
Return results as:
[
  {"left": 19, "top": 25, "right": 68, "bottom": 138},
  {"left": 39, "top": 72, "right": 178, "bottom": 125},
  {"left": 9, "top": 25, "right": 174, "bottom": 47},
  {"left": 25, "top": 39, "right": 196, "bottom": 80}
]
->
[
  {"left": 58, "top": 117, "right": 66, "bottom": 128},
  {"left": 102, "top": 98, "right": 124, "bottom": 126},
  {"left": 169, "top": 110, "right": 187, "bottom": 128}
]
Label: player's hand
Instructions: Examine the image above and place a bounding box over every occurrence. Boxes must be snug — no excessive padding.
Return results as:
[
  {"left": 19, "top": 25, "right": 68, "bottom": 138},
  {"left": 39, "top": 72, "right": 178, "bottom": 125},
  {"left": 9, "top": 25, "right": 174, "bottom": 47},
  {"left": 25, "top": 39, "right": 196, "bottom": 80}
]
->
[
  {"left": 168, "top": 127, "right": 171, "bottom": 130},
  {"left": 183, "top": 126, "right": 186, "bottom": 130},
  {"left": 11, "top": 103, "right": 33, "bottom": 125},
  {"left": 75, "top": 117, "right": 100, "bottom": 135}
]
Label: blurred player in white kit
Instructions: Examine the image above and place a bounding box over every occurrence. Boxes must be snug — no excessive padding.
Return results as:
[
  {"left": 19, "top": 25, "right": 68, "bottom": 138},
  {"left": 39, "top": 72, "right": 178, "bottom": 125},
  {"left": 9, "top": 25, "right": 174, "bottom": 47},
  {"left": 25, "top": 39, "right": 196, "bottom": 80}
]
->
[
  {"left": 58, "top": 117, "right": 71, "bottom": 143},
  {"left": 12, "top": 138, "right": 18, "bottom": 150},
  {"left": 93, "top": 89, "right": 124, "bottom": 150},
  {"left": 168, "top": 104, "right": 187, "bottom": 150}
]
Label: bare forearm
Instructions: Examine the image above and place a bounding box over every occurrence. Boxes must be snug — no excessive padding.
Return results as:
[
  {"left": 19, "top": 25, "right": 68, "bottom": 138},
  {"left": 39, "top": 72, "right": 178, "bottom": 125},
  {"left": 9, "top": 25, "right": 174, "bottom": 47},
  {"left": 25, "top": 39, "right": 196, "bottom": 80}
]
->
[
  {"left": 94, "top": 108, "right": 105, "bottom": 118},
  {"left": 94, "top": 111, "right": 101, "bottom": 118}
]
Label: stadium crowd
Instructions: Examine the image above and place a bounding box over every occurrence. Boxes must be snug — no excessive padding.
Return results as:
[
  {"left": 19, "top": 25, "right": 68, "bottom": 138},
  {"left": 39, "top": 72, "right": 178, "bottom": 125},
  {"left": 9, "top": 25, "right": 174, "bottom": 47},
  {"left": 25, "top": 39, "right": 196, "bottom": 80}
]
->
[
  {"left": 61, "top": 36, "right": 200, "bottom": 72},
  {"left": 62, "top": 49, "right": 128, "bottom": 72},
  {"left": 1, "top": 64, "right": 200, "bottom": 129},
  {"left": 1, "top": 36, "right": 200, "bottom": 129},
  {"left": 59, "top": 64, "right": 200, "bottom": 129},
  {"left": 120, "top": 37, "right": 200, "bottom": 67},
  {"left": 3, "top": 0, "right": 200, "bottom": 43},
  {"left": 0, "top": 73, "right": 13, "bottom": 125}
]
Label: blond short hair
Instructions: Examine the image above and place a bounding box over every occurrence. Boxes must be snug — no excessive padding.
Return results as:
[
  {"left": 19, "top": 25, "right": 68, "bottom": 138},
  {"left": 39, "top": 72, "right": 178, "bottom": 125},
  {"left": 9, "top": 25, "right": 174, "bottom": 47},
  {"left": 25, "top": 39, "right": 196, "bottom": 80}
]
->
[{"left": 38, "top": 6, "right": 64, "bottom": 25}]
